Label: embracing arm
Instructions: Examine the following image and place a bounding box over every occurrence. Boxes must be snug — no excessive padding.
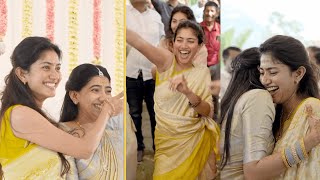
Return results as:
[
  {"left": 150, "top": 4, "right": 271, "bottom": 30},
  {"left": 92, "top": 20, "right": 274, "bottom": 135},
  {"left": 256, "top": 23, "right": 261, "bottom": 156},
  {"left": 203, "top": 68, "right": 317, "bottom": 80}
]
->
[
  {"left": 10, "top": 102, "right": 114, "bottom": 159},
  {"left": 243, "top": 104, "right": 320, "bottom": 180},
  {"left": 126, "top": 28, "right": 173, "bottom": 72},
  {"left": 244, "top": 134, "right": 319, "bottom": 180}
]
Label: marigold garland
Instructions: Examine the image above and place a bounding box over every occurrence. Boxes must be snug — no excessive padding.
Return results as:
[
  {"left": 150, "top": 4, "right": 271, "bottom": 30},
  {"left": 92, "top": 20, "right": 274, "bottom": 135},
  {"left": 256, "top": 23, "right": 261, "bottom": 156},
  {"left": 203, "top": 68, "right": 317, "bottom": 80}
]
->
[
  {"left": 46, "top": 0, "right": 55, "bottom": 41},
  {"left": 0, "top": 0, "right": 7, "bottom": 38},
  {"left": 68, "top": 0, "right": 79, "bottom": 74},
  {"left": 22, "top": 0, "right": 33, "bottom": 38},
  {"left": 92, "top": 0, "right": 101, "bottom": 65},
  {"left": 113, "top": 0, "right": 125, "bottom": 93}
]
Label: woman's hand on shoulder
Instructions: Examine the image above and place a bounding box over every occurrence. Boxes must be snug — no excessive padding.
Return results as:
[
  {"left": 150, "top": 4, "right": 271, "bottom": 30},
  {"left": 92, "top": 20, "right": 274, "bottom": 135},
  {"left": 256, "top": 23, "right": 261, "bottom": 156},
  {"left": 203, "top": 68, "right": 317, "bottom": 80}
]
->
[{"left": 306, "top": 105, "right": 320, "bottom": 146}]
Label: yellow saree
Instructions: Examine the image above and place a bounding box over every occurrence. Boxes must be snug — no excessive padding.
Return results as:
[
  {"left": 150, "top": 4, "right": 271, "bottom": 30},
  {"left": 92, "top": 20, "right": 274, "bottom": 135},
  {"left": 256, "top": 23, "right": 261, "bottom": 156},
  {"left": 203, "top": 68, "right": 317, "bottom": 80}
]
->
[
  {"left": 0, "top": 105, "right": 78, "bottom": 179},
  {"left": 153, "top": 60, "right": 220, "bottom": 180},
  {"left": 273, "top": 97, "right": 320, "bottom": 179}
]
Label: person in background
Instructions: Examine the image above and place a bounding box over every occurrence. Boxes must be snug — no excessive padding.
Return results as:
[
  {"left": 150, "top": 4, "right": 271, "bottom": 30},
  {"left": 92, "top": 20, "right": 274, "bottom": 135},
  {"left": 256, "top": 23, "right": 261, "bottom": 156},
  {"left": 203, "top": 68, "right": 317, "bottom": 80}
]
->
[
  {"left": 151, "top": 0, "right": 183, "bottom": 35},
  {"left": 200, "top": 1, "right": 220, "bottom": 69},
  {"left": 190, "top": 0, "right": 207, "bottom": 23},
  {"left": 127, "top": 0, "right": 164, "bottom": 162},
  {"left": 220, "top": 46, "right": 241, "bottom": 99}
]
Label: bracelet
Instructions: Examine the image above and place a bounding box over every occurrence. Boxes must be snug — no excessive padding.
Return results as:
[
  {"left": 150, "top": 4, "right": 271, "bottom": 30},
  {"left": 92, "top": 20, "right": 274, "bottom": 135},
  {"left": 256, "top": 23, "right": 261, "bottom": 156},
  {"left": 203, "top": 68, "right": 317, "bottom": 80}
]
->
[
  {"left": 281, "top": 149, "right": 290, "bottom": 168},
  {"left": 295, "top": 140, "right": 306, "bottom": 161},
  {"left": 291, "top": 145, "right": 300, "bottom": 164},
  {"left": 285, "top": 147, "right": 295, "bottom": 167},
  {"left": 300, "top": 138, "right": 308, "bottom": 158},
  {"left": 188, "top": 96, "right": 201, "bottom": 108}
]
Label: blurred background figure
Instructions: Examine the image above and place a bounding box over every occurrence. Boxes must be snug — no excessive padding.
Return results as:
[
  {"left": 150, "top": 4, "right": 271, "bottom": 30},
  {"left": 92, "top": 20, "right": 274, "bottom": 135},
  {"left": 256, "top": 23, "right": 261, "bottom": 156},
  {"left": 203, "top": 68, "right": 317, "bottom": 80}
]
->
[
  {"left": 126, "top": 0, "right": 164, "bottom": 163},
  {"left": 220, "top": 46, "right": 241, "bottom": 99},
  {"left": 200, "top": 1, "right": 220, "bottom": 69},
  {"left": 151, "top": 0, "right": 183, "bottom": 35},
  {"left": 190, "top": 0, "right": 207, "bottom": 23}
]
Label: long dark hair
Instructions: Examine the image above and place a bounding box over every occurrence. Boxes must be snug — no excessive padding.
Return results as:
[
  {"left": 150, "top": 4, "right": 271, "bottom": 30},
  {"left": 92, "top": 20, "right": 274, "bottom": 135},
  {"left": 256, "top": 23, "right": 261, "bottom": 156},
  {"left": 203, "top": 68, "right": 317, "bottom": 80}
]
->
[
  {"left": 259, "top": 35, "right": 320, "bottom": 136},
  {"left": 0, "top": 37, "right": 70, "bottom": 177},
  {"left": 167, "top": 6, "right": 196, "bottom": 39},
  {"left": 60, "top": 63, "right": 110, "bottom": 123},
  {"left": 220, "top": 47, "right": 264, "bottom": 169}
]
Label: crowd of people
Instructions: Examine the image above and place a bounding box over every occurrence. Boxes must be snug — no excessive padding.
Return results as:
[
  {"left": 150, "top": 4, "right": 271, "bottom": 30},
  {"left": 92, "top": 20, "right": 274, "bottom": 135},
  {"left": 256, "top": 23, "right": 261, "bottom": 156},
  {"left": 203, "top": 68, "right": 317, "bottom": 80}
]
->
[{"left": 2, "top": 0, "right": 320, "bottom": 179}]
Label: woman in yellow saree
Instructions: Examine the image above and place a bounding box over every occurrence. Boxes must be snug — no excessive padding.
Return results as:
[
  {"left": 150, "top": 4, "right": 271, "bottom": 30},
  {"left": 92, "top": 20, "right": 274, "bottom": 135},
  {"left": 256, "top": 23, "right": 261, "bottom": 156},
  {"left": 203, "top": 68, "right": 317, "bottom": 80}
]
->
[
  {"left": 0, "top": 37, "right": 119, "bottom": 179},
  {"left": 259, "top": 35, "right": 320, "bottom": 179},
  {"left": 59, "top": 64, "right": 123, "bottom": 179},
  {"left": 127, "top": 20, "right": 220, "bottom": 179},
  {"left": 220, "top": 39, "right": 320, "bottom": 180}
]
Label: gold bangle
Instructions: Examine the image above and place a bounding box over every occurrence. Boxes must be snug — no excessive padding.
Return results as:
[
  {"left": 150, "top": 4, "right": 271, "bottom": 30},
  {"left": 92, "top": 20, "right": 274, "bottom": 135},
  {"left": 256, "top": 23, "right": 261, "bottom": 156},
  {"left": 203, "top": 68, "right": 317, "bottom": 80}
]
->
[
  {"left": 188, "top": 95, "right": 201, "bottom": 108},
  {"left": 300, "top": 138, "right": 309, "bottom": 158},
  {"left": 281, "top": 149, "right": 290, "bottom": 168}
]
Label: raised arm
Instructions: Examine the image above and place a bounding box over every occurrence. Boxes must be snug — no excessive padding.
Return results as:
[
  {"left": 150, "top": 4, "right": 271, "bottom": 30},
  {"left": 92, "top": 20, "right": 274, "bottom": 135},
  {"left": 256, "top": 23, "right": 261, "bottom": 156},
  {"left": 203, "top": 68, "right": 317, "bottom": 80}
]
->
[
  {"left": 126, "top": 28, "right": 173, "bottom": 72},
  {"left": 151, "top": 0, "right": 162, "bottom": 16},
  {"left": 10, "top": 96, "right": 122, "bottom": 159}
]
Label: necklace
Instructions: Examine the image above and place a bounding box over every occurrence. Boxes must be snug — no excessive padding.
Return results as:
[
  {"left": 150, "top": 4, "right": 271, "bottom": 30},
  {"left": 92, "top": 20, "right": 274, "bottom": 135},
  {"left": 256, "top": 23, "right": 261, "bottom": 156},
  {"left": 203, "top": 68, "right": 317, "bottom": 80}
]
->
[
  {"left": 68, "top": 121, "right": 85, "bottom": 137},
  {"left": 277, "top": 107, "right": 295, "bottom": 141},
  {"left": 76, "top": 121, "right": 82, "bottom": 128}
]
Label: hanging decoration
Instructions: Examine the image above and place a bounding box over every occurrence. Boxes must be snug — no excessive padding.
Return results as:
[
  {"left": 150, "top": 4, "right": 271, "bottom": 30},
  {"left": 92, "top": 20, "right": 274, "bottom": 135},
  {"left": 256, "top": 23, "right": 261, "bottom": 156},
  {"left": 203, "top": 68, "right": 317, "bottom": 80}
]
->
[
  {"left": 114, "top": 0, "right": 125, "bottom": 93},
  {"left": 0, "top": 0, "right": 7, "bottom": 55},
  {"left": 68, "top": 0, "right": 79, "bottom": 74},
  {"left": 22, "top": 0, "right": 33, "bottom": 38},
  {"left": 92, "top": 0, "right": 102, "bottom": 65},
  {"left": 46, "top": 0, "right": 55, "bottom": 41}
]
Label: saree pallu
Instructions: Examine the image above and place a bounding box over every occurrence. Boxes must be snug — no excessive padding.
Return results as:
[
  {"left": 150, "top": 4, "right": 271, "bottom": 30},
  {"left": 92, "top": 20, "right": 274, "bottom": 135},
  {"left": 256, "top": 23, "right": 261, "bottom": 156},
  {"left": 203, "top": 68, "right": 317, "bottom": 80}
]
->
[
  {"left": 60, "top": 114, "right": 123, "bottom": 180},
  {"left": 273, "top": 97, "right": 320, "bottom": 180},
  {"left": 153, "top": 60, "right": 220, "bottom": 180},
  {"left": 0, "top": 105, "right": 78, "bottom": 180}
]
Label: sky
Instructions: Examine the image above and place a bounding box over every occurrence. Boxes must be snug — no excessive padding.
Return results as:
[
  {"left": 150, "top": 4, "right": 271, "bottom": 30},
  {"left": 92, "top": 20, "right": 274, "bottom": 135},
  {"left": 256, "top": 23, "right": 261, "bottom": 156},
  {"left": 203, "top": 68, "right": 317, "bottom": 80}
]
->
[{"left": 222, "top": 0, "right": 320, "bottom": 48}]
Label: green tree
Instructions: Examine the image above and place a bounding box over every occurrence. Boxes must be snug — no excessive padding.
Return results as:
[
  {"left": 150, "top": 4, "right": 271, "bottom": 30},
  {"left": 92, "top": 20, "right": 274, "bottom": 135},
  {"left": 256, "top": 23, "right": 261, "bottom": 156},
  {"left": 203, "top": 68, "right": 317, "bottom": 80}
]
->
[{"left": 220, "top": 28, "right": 252, "bottom": 67}]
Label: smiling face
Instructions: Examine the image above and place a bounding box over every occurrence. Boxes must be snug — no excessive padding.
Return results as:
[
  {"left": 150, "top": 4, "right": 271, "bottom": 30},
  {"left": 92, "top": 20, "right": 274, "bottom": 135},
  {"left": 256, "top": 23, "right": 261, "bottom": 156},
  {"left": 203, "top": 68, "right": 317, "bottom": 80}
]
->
[
  {"left": 203, "top": 5, "right": 218, "bottom": 23},
  {"left": 259, "top": 53, "right": 299, "bottom": 104},
  {"left": 171, "top": 12, "right": 188, "bottom": 33},
  {"left": 173, "top": 27, "right": 200, "bottom": 66},
  {"left": 74, "top": 76, "right": 112, "bottom": 121},
  {"left": 22, "top": 50, "right": 61, "bottom": 105}
]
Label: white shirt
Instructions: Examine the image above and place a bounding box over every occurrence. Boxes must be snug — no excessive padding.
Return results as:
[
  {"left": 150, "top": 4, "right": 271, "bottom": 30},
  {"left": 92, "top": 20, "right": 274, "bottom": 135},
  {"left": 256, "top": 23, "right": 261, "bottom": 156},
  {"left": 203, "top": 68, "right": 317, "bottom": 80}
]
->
[
  {"left": 126, "top": 5, "right": 164, "bottom": 81},
  {"left": 191, "top": 4, "right": 204, "bottom": 23},
  {"left": 220, "top": 67, "right": 232, "bottom": 99}
]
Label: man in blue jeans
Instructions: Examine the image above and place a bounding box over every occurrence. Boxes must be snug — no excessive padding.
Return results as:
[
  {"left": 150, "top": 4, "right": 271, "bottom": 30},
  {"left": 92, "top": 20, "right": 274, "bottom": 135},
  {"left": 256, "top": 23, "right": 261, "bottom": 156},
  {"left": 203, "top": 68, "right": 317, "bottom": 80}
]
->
[{"left": 127, "top": 0, "right": 164, "bottom": 162}]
